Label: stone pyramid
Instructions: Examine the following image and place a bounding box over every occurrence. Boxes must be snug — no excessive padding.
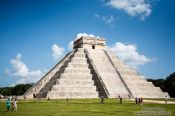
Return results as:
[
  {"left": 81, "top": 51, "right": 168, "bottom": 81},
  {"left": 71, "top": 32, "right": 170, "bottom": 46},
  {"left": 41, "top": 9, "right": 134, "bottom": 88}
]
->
[{"left": 23, "top": 36, "right": 169, "bottom": 99}]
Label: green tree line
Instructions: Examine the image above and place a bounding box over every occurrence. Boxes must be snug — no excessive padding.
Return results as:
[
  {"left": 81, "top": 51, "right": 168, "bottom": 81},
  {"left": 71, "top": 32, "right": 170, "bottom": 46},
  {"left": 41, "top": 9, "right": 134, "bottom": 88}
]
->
[
  {"left": 0, "top": 83, "right": 34, "bottom": 96},
  {"left": 147, "top": 72, "right": 175, "bottom": 97}
]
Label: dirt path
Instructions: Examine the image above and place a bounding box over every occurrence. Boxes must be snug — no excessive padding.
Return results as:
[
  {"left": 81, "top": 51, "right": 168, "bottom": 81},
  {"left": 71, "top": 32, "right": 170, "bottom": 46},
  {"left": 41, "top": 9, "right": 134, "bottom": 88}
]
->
[{"left": 143, "top": 100, "right": 175, "bottom": 104}]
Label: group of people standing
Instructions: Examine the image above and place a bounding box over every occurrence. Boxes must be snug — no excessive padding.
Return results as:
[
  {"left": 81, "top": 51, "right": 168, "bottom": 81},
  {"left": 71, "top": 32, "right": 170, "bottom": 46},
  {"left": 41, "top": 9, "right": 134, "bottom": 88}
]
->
[
  {"left": 6, "top": 98, "right": 17, "bottom": 112},
  {"left": 135, "top": 97, "right": 143, "bottom": 105}
]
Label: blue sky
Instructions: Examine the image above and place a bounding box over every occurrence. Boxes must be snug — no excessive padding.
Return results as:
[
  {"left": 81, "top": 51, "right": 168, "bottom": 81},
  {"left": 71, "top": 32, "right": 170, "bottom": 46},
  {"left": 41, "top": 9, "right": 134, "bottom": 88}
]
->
[{"left": 0, "top": 0, "right": 175, "bottom": 87}]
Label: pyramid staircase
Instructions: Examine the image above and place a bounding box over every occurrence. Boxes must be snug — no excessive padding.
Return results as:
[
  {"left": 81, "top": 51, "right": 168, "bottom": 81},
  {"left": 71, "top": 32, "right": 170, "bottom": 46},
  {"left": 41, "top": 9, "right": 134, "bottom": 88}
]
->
[
  {"left": 85, "top": 49, "right": 130, "bottom": 98},
  {"left": 36, "top": 48, "right": 98, "bottom": 98},
  {"left": 104, "top": 50, "right": 169, "bottom": 98},
  {"left": 23, "top": 51, "right": 74, "bottom": 98}
]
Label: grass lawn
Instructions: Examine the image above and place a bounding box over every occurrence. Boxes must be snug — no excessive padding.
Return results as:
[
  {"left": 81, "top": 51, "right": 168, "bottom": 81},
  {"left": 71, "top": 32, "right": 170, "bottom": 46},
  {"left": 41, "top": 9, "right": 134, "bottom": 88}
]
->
[
  {"left": 0, "top": 98, "right": 174, "bottom": 116},
  {"left": 144, "top": 98, "right": 175, "bottom": 102}
]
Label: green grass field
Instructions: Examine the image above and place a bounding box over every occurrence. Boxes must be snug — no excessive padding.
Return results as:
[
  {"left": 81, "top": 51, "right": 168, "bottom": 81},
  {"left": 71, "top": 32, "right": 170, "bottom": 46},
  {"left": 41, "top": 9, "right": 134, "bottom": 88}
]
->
[
  {"left": 0, "top": 99, "right": 174, "bottom": 116},
  {"left": 144, "top": 98, "right": 175, "bottom": 102}
]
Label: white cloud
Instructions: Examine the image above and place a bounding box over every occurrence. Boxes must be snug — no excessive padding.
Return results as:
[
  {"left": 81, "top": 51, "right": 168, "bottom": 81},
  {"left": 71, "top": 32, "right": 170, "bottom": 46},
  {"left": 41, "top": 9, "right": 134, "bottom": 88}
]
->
[
  {"left": 52, "top": 44, "right": 65, "bottom": 61},
  {"left": 109, "top": 42, "right": 156, "bottom": 69},
  {"left": 75, "top": 33, "right": 100, "bottom": 40},
  {"left": 8, "top": 53, "right": 46, "bottom": 85},
  {"left": 68, "top": 40, "right": 74, "bottom": 51},
  {"left": 10, "top": 54, "right": 29, "bottom": 77},
  {"left": 106, "top": 0, "right": 151, "bottom": 20},
  {"left": 94, "top": 14, "right": 115, "bottom": 27},
  {"left": 11, "top": 70, "right": 44, "bottom": 86}
]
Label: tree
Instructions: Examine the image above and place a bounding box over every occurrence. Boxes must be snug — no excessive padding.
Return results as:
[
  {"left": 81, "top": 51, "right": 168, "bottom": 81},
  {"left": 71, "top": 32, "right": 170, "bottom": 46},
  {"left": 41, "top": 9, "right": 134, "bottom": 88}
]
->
[
  {"left": 147, "top": 72, "right": 175, "bottom": 98},
  {"left": 0, "top": 83, "right": 34, "bottom": 96},
  {"left": 165, "top": 72, "right": 175, "bottom": 97}
]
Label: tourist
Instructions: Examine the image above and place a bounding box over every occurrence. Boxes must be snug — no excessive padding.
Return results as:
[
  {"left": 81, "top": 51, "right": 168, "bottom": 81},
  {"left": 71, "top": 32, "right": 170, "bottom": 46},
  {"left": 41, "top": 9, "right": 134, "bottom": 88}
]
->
[
  {"left": 138, "top": 97, "right": 141, "bottom": 104},
  {"left": 135, "top": 97, "right": 138, "bottom": 104},
  {"left": 128, "top": 95, "right": 130, "bottom": 100},
  {"left": 120, "top": 96, "right": 122, "bottom": 104},
  {"left": 100, "top": 95, "right": 104, "bottom": 103},
  {"left": 140, "top": 97, "right": 143, "bottom": 105},
  {"left": 13, "top": 99, "right": 17, "bottom": 111},
  {"left": 6, "top": 98, "right": 11, "bottom": 112},
  {"left": 11, "top": 98, "right": 14, "bottom": 111},
  {"left": 165, "top": 95, "right": 168, "bottom": 104},
  {"left": 24, "top": 96, "right": 26, "bottom": 100}
]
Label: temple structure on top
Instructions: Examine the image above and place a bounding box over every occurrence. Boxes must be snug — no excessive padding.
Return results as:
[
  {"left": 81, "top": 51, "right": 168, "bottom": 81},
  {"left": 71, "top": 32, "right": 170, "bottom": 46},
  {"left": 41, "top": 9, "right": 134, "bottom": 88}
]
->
[
  {"left": 73, "top": 36, "right": 106, "bottom": 49},
  {"left": 23, "top": 35, "right": 169, "bottom": 99}
]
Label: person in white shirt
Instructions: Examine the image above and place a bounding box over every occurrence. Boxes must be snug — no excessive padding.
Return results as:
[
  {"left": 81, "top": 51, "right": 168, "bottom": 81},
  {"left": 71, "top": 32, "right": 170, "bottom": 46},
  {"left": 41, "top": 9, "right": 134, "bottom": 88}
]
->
[
  {"left": 165, "top": 96, "right": 168, "bottom": 104},
  {"left": 13, "top": 99, "right": 17, "bottom": 111}
]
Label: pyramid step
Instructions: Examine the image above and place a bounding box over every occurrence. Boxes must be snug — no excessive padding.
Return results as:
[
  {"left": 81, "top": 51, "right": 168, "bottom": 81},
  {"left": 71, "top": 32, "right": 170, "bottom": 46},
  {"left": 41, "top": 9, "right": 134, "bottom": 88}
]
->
[
  {"left": 73, "top": 53, "right": 86, "bottom": 58},
  {"left": 46, "top": 91, "right": 98, "bottom": 98},
  {"left": 67, "top": 63, "right": 89, "bottom": 68},
  {"left": 45, "top": 78, "right": 94, "bottom": 88},
  {"left": 66, "top": 67, "right": 89, "bottom": 70},
  {"left": 60, "top": 74, "right": 92, "bottom": 79},
  {"left": 109, "top": 93, "right": 129, "bottom": 98},
  {"left": 129, "top": 88, "right": 165, "bottom": 97},
  {"left": 51, "top": 86, "right": 96, "bottom": 92},
  {"left": 60, "top": 78, "right": 92, "bottom": 81},
  {"left": 56, "top": 80, "right": 94, "bottom": 86},
  {"left": 67, "top": 61, "right": 88, "bottom": 64},
  {"left": 132, "top": 91, "right": 165, "bottom": 98},
  {"left": 72, "top": 57, "right": 86, "bottom": 60},
  {"left": 118, "top": 69, "right": 137, "bottom": 72},
  {"left": 40, "top": 86, "right": 97, "bottom": 93},
  {"left": 70, "top": 61, "right": 88, "bottom": 64},
  {"left": 121, "top": 75, "right": 146, "bottom": 80},
  {"left": 129, "top": 86, "right": 157, "bottom": 90},
  {"left": 127, "top": 80, "right": 153, "bottom": 84},
  {"left": 71, "top": 58, "right": 87, "bottom": 62},
  {"left": 66, "top": 66, "right": 89, "bottom": 70},
  {"left": 64, "top": 68, "right": 91, "bottom": 74},
  {"left": 74, "top": 52, "right": 85, "bottom": 55},
  {"left": 126, "top": 82, "right": 154, "bottom": 86},
  {"left": 119, "top": 71, "right": 137, "bottom": 75},
  {"left": 125, "top": 75, "right": 145, "bottom": 79}
]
